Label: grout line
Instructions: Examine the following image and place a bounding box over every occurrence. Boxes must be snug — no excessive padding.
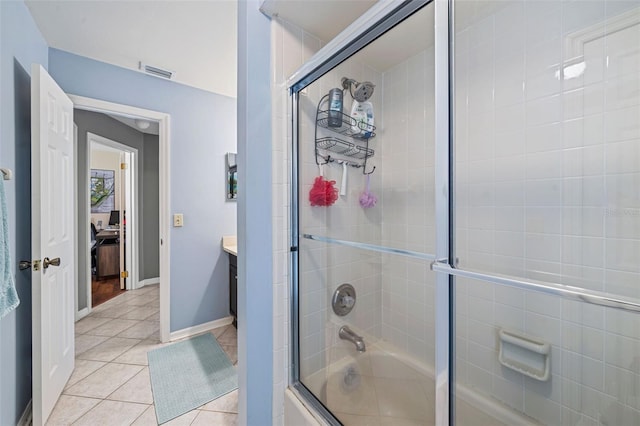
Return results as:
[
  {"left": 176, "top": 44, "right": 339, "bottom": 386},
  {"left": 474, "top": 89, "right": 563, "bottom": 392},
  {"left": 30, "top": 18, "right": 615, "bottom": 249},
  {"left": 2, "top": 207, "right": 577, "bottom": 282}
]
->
[
  {"left": 129, "top": 404, "right": 154, "bottom": 425},
  {"left": 103, "top": 366, "right": 149, "bottom": 405}
]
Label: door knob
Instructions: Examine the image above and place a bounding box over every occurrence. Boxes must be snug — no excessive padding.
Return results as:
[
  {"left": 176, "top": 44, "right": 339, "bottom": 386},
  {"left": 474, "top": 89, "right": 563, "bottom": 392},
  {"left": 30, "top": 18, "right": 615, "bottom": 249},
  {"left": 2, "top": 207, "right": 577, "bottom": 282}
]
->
[{"left": 43, "top": 257, "right": 61, "bottom": 269}]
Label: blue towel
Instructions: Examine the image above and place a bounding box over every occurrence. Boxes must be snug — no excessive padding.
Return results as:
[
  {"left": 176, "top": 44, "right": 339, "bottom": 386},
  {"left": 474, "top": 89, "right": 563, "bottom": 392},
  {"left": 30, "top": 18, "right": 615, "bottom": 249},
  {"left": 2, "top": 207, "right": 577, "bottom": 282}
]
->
[{"left": 0, "top": 178, "right": 19, "bottom": 318}]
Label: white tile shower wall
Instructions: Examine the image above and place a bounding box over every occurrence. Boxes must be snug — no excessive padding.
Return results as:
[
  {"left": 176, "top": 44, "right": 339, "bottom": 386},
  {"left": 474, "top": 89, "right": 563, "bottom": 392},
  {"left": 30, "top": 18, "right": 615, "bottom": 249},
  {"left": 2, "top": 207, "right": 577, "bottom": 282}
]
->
[
  {"left": 454, "top": 1, "right": 640, "bottom": 425},
  {"left": 379, "top": 47, "right": 437, "bottom": 366}
]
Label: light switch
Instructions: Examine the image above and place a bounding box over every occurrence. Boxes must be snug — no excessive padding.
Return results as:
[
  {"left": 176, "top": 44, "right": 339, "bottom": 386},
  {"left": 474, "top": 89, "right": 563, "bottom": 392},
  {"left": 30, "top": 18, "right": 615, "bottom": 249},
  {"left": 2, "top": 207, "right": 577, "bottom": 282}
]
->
[{"left": 173, "top": 213, "right": 184, "bottom": 227}]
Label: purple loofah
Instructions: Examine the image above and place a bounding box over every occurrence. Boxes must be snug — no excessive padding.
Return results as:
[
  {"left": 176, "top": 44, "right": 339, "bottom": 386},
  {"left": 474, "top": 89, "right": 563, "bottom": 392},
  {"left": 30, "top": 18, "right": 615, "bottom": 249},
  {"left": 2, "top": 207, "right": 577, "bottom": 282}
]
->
[{"left": 359, "top": 175, "right": 377, "bottom": 208}]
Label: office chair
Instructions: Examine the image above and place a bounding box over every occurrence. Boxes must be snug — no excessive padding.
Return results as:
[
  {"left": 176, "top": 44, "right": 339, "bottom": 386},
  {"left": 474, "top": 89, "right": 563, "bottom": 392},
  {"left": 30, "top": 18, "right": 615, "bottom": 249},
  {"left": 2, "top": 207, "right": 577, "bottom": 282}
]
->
[{"left": 90, "top": 223, "right": 97, "bottom": 273}]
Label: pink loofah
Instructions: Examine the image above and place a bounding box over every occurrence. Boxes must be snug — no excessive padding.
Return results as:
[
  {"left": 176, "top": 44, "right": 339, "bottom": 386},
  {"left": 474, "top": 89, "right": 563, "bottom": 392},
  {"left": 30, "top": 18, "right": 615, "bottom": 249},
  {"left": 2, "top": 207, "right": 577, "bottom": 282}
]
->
[{"left": 359, "top": 175, "right": 377, "bottom": 208}]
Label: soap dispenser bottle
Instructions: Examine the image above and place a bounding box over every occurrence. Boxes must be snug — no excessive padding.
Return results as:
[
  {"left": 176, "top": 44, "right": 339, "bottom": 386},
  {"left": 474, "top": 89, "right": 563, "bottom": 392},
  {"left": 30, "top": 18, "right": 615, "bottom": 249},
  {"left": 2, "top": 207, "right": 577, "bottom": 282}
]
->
[{"left": 328, "top": 88, "right": 343, "bottom": 127}]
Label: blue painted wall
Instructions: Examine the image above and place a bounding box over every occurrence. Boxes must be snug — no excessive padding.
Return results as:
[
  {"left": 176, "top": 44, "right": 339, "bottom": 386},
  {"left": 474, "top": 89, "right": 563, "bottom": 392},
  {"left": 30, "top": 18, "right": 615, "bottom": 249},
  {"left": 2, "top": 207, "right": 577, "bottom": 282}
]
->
[
  {"left": 0, "top": 1, "right": 48, "bottom": 423},
  {"left": 237, "top": 0, "right": 273, "bottom": 423},
  {"left": 48, "top": 49, "right": 237, "bottom": 332}
]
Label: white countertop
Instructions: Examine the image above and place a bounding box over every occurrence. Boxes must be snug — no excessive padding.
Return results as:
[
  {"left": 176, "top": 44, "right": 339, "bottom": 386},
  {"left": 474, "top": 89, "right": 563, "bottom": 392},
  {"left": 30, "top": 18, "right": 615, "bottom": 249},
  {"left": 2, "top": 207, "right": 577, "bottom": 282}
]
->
[{"left": 222, "top": 235, "right": 237, "bottom": 256}]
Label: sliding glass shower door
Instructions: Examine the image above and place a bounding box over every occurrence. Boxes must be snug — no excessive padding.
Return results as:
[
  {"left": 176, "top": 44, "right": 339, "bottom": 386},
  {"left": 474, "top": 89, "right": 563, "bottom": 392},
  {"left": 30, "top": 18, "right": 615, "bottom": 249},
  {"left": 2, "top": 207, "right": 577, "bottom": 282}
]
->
[
  {"left": 290, "top": 0, "right": 640, "bottom": 424},
  {"left": 450, "top": 0, "right": 640, "bottom": 424}
]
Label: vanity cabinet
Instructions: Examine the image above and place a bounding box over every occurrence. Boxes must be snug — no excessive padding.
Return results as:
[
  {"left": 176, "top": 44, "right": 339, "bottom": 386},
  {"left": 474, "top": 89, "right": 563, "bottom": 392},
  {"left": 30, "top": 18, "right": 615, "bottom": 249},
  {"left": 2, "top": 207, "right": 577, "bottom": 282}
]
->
[{"left": 229, "top": 254, "right": 237, "bottom": 328}]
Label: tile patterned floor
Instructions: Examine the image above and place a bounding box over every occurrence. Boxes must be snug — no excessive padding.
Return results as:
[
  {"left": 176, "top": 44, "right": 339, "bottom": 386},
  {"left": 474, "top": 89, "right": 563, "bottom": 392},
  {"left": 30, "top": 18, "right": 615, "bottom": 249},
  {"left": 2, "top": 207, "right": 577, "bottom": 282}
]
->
[{"left": 47, "top": 284, "right": 238, "bottom": 426}]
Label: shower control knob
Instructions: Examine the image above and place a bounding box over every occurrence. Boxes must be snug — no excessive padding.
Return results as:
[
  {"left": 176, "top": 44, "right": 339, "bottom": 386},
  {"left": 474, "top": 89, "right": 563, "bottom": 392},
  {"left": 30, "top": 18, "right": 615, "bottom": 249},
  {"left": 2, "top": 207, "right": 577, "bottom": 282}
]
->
[
  {"left": 332, "top": 283, "right": 356, "bottom": 316},
  {"left": 341, "top": 295, "right": 355, "bottom": 309}
]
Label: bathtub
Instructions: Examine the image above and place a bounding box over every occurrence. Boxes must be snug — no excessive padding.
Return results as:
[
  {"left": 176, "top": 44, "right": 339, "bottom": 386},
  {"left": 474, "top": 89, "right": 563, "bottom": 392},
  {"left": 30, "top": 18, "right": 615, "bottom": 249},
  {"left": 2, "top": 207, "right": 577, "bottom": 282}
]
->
[{"left": 298, "top": 341, "right": 539, "bottom": 426}]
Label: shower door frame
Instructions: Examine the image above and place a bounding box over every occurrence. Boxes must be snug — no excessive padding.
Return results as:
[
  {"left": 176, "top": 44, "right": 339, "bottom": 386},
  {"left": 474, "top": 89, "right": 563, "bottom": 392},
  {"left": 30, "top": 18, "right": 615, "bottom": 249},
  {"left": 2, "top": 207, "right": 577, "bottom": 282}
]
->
[{"left": 288, "top": 0, "right": 452, "bottom": 424}]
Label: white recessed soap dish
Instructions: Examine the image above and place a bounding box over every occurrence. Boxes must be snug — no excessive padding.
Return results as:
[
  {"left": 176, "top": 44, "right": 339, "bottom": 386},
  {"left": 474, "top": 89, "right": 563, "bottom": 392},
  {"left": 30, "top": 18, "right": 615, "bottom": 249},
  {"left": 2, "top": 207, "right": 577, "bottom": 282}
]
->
[{"left": 498, "top": 329, "right": 550, "bottom": 381}]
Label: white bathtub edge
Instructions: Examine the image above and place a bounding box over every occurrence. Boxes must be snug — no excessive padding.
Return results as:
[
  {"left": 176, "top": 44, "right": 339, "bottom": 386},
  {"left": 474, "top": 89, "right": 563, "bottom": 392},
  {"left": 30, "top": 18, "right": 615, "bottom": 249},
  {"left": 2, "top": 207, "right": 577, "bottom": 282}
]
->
[
  {"left": 285, "top": 388, "right": 325, "bottom": 426},
  {"left": 295, "top": 341, "right": 540, "bottom": 426}
]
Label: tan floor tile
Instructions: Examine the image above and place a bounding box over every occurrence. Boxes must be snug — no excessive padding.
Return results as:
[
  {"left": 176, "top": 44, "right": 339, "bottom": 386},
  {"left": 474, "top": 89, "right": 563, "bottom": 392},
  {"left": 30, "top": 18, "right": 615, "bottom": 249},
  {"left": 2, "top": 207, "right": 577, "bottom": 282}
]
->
[
  {"left": 73, "top": 400, "right": 148, "bottom": 426},
  {"left": 77, "top": 337, "right": 141, "bottom": 362},
  {"left": 216, "top": 326, "right": 237, "bottom": 346},
  {"left": 200, "top": 389, "right": 238, "bottom": 413},
  {"left": 211, "top": 325, "right": 230, "bottom": 338},
  {"left": 112, "top": 339, "right": 168, "bottom": 365},
  {"left": 85, "top": 319, "right": 139, "bottom": 337},
  {"left": 64, "top": 363, "right": 143, "bottom": 399},
  {"left": 131, "top": 285, "right": 158, "bottom": 296},
  {"left": 91, "top": 303, "right": 137, "bottom": 319},
  {"left": 132, "top": 405, "right": 199, "bottom": 426},
  {"left": 117, "top": 320, "right": 159, "bottom": 339},
  {"left": 119, "top": 306, "right": 159, "bottom": 321},
  {"left": 107, "top": 367, "right": 153, "bottom": 404},
  {"left": 75, "top": 316, "right": 111, "bottom": 335},
  {"left": 45, "top": 395, "right": 101, "bottom": 425},
  {"left": 192, "top": 410, "right": 237, "bottom": 426},
  {"left": 75, "top": 335, "right": 109, "bottom": 357},
  {"left": 146, "top": 329, "right": 161, "bottom": 342},
  {"left": 126, "top": 293, "right": 158, "bottom": 306},
  {"left": 65, "top": 360, "right": 107, "bottom": 389},
  {"left": 221, "top": 345, "right": 238, "bottom": 365},
  {"left": 145, "top": 311, "right": 160, "bottom": 322}
]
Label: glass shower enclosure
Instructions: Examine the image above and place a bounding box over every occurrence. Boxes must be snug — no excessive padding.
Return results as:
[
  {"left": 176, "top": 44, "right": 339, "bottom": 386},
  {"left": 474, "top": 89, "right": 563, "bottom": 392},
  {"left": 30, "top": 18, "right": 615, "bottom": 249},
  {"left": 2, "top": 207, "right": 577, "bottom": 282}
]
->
[{"left": 289, "top": 0, "right": 640, "bottom": 424}]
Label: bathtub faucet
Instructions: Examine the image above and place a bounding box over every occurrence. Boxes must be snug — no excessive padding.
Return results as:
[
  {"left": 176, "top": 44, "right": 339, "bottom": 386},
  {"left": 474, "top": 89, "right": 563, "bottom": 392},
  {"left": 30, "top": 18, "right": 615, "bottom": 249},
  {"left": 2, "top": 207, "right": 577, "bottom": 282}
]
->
[{"left": 339, "top": 325, "right": 366, "bottom": 353}]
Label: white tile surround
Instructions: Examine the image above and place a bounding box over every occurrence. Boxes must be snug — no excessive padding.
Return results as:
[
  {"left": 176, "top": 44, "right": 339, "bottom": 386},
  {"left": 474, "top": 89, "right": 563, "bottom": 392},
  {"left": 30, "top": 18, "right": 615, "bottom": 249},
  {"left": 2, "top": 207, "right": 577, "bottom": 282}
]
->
[
  {"left": 453, "top": 1, "right": 640, "bottom": 425},
  {"left": 272, "top": 1, "right": 640, "bottom": 425}
]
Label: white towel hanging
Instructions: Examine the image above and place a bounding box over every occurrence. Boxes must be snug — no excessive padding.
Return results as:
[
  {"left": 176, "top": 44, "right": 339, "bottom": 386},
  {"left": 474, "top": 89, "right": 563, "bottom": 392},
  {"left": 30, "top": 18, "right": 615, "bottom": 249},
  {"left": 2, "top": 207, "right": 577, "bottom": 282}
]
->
[{"left": 340, "top": 161, "right": 347, "bottom": 196}]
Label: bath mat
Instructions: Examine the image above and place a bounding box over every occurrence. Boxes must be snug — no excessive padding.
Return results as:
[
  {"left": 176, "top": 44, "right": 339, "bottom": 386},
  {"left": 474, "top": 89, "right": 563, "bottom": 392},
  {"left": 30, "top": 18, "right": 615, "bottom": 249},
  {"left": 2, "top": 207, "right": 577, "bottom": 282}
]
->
[{"left": 148, "top": 333, "right": 237, "bottom": 424}]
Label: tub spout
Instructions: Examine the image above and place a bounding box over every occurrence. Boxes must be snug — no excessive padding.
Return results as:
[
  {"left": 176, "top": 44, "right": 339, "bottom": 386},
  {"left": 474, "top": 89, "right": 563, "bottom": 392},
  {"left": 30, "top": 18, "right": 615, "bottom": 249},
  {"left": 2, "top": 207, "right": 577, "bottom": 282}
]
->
[{"left": 339, "top": 325, "right": 366, "bottom": 353}]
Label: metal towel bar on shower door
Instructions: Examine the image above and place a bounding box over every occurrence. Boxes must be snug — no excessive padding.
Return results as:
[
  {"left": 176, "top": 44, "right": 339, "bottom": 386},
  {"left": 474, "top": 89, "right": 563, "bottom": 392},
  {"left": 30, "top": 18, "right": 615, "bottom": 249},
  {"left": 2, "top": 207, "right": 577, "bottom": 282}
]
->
[{"left": 431, "top": 262, "right": 640, "bottom": 314}]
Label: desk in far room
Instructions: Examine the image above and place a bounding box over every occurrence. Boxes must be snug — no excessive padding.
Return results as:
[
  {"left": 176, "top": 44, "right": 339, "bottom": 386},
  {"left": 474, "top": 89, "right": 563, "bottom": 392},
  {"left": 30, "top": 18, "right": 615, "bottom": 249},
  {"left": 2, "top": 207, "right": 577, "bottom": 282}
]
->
[{"left": 95, "top": 229, "right": 121, "bottom": 279}]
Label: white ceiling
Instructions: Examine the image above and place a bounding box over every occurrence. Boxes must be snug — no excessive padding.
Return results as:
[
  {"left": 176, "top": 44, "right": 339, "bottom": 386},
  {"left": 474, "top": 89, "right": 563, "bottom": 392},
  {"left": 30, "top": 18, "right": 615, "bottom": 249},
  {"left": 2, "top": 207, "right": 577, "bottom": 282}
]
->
[
  {"left": 25, "top": 0, "right": 237, "bottom": 98},
  {"left": 262, "top": 0, "right": 377, "bottom": 43}
]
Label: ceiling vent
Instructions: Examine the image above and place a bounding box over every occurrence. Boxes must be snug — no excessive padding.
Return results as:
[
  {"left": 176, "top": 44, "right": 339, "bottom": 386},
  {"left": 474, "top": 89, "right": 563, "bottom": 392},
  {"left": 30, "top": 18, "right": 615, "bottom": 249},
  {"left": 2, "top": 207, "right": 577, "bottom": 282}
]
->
[{"left": 139, "top": 62, "right": 174, "bottom": 80}]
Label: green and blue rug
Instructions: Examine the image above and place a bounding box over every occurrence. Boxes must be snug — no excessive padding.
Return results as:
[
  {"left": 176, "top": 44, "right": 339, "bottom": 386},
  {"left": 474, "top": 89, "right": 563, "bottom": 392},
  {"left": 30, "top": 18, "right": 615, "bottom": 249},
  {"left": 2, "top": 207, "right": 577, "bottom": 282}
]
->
[{"left": 148, "top": 333, "right": 237, "bottom": 424}]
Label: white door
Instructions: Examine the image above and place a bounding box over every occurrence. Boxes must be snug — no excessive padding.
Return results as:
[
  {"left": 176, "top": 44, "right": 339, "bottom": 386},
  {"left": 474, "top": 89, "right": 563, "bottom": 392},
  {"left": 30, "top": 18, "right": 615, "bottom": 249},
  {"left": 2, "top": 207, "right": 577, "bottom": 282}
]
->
[
  {"left": 120, "top": 151, "right": 133, "bottom": 290},
  {"left": 31, "top": 64, "right": 75, "bottom": 426}
]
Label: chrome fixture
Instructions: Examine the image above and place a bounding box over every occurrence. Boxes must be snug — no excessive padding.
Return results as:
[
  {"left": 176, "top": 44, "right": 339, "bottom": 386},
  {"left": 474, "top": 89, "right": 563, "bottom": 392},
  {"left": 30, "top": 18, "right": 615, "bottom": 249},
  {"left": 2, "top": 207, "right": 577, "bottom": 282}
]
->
[
  {"left": 332, "top": 283, "right": 356, "bottom": 316},
  {"left": 339, "top": 325, "right": 366, "bottom": 353},
  {"left": 341, "top": 77, "right": 375, "bottom": 102}
]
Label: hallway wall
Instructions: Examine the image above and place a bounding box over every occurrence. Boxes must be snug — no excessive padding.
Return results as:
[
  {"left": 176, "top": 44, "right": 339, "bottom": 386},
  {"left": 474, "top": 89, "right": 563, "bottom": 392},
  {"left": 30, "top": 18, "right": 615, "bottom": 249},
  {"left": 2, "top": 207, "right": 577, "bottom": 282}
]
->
[{"left": 0, "top": 1, "right": 48, "bottom": 423}]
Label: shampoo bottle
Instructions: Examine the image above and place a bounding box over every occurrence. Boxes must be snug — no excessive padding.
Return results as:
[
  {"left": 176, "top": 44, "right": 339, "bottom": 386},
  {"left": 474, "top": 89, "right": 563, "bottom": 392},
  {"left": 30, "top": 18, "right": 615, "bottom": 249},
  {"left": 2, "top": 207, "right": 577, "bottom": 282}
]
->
[
  {"left": 328, "top": 88, "right": 343, "bottom": 127},
  {"left": 350, "top": 100, "right": 374, "bottom": 138}
]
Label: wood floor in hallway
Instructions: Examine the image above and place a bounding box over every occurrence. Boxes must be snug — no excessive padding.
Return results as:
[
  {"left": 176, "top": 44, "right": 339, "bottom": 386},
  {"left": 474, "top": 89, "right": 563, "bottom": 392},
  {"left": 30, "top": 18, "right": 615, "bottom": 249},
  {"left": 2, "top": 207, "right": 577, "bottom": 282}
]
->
[{"left": 91, "top": 276, "right": 125, "bottom": 307}]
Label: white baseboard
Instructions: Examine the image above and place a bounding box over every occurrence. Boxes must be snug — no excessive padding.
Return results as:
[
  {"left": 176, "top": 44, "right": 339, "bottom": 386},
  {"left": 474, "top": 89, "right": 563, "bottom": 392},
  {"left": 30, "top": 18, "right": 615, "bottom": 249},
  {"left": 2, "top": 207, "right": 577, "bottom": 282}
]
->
[
  {"left": 138, "top": 277, "right": 160, "bottom": 288},
  {"left": 18, "top": 399, "right": 32, "bottom": 426},
  {"left": 170, "top": 316, "right": 233, "bottom": 341},
  {"left": 75, "top": 307, "right": 90, "bottom": 321}
]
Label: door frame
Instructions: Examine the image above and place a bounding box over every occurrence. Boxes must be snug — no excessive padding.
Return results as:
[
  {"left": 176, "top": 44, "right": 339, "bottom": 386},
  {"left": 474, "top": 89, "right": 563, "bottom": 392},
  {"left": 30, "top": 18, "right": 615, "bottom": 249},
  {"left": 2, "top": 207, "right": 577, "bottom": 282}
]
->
[
  {"left": 87, "top": 132, "right": 139, "bottom": 294},
  {"left": 70, "top": 95, "right": 171, "bottom": 343}
]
